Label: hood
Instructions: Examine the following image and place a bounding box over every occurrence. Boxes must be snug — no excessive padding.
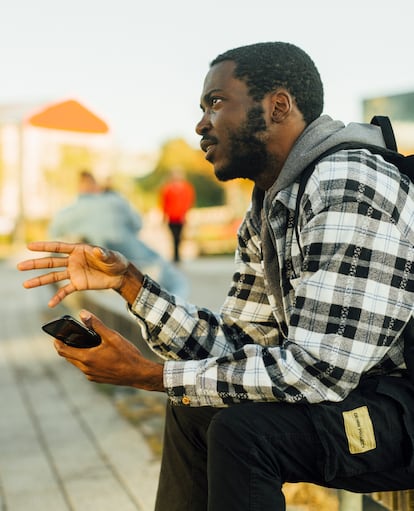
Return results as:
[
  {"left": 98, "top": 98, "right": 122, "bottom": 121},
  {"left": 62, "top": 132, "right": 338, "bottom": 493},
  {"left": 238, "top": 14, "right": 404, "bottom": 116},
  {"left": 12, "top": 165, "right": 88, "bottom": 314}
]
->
[{"left": 269, "top": 114, "right": 387, "bottom": 197}]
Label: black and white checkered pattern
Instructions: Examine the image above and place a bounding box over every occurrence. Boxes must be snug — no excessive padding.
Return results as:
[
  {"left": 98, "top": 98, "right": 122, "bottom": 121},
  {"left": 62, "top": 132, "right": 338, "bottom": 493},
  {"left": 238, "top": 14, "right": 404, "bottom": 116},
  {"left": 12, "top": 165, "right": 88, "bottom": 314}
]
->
[{"left": 130, "top": 149, "right": 414, "bottom": 407}]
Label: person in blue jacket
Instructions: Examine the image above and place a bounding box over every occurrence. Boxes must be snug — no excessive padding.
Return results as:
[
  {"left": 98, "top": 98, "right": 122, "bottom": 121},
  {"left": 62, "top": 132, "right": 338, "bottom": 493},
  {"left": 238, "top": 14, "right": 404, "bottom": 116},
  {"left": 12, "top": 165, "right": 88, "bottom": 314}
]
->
[{"left": 49, "top": 170, "right": 188, "bottom": 298}]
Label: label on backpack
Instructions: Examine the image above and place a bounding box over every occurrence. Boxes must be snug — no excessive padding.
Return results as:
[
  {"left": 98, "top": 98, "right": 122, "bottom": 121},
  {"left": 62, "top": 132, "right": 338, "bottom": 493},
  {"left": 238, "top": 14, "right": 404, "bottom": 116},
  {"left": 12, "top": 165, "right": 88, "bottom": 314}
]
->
[{"left": 342, "top": 406, "right": 376, "bottom": 454}]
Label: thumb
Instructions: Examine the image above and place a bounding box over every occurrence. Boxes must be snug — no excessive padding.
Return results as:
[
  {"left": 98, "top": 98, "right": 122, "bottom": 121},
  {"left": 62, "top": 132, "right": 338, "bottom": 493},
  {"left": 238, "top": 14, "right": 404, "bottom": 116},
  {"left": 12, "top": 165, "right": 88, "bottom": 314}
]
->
[
  {"left": 79, "top": 309, "right": 109, "bottom": 337},
  {"left": 92, "top": 245, "right": 111, "bottom": 262},
  {"left": 92, "top": 245, "right": 129, "bottom": 269}
]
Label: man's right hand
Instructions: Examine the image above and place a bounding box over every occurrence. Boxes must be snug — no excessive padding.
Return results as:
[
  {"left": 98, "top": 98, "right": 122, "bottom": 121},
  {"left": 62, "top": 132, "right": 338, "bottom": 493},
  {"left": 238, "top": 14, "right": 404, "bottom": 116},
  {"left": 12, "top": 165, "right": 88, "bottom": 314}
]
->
[{"left": 17, "top": 241, "right": 144, "bottom": 308}]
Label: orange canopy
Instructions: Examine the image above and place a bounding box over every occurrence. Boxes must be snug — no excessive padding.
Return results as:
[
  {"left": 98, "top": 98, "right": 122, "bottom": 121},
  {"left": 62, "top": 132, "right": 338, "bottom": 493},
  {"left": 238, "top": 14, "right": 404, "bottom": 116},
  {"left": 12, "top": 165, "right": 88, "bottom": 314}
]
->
[{"left": 27, "top": 99, "right": 109, "bottom": 133}]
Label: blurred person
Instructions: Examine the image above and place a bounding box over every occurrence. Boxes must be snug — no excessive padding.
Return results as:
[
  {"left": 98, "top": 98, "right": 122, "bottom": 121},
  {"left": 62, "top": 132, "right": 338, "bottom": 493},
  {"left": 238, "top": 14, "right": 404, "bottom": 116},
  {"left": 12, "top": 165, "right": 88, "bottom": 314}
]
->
[
  {"left": 49, "top": 170, "right": 189, "bottom": 298},
  {"left": 160, "top": 167, "right": 195, "bottom": 262},
  {"left": 18, "top": 42, "right": 414, "bottom": 510}
]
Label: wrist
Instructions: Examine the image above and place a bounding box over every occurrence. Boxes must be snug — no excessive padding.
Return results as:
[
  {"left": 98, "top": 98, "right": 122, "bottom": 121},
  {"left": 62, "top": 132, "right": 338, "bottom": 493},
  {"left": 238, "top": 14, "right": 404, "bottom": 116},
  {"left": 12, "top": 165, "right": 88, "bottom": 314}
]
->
[
  {"left": 116, "top": 263, "right": 144, "bottom": 305},
  {"left": 140, "top": 362, "right": 165, "bottom": 392}
]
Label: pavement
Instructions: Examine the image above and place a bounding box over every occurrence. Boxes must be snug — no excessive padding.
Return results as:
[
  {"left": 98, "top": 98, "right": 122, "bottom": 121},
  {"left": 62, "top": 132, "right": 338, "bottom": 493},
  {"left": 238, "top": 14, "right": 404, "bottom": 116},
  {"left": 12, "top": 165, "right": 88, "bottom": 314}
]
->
[{"left": 0, "top": 248, "right": 235, "bottom": 511}]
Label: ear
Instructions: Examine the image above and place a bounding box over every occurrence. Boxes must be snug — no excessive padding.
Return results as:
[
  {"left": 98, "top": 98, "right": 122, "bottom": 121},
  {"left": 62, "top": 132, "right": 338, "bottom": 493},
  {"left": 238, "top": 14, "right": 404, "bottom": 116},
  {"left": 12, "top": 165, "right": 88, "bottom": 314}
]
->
[{"left": 270, "top": 90, "right": 292, "bottom": 123}]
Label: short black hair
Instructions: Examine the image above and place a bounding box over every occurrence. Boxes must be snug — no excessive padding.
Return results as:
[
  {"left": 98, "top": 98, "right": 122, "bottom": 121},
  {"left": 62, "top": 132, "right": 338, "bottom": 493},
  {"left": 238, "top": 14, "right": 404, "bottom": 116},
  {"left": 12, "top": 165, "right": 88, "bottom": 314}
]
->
[{"left": 211, "top": 42, "right": 324, "bottom": 125}]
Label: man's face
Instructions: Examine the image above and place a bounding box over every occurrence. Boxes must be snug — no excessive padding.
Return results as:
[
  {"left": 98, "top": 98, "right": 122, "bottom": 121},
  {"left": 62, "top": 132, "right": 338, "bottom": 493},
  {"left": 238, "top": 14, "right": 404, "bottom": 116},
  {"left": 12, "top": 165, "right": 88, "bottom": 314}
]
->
[{"left": 197, "top": 61, "right": 276, "bottom": 185}]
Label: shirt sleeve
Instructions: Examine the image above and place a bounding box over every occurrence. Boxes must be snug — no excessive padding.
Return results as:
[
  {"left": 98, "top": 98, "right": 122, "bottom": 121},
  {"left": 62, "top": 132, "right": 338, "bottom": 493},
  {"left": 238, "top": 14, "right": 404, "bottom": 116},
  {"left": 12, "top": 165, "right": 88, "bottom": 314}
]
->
[{"left": 128, "top": 217, "right": 283, "bottom": 407}]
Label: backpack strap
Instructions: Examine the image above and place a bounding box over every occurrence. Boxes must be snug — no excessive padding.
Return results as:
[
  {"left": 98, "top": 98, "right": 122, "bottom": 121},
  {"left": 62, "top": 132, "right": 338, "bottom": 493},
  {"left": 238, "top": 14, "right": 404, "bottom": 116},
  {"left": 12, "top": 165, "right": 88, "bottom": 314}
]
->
[
  {"left": 294, "top": 129, "right": 408, "bottom": 258},
  {"left": 403, "top": 318, "right": 414, "bottom": 381},
  {"left": 370, "top": 115, "right": 398, "bottom": 152}
]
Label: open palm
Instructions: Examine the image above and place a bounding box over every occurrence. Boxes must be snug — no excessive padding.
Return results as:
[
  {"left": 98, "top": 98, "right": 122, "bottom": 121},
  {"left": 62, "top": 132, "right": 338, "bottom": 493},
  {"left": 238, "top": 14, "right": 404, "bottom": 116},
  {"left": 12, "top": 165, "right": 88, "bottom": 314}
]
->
[{"left": 18, "top": 241, "right": 130, "bottom": 306}]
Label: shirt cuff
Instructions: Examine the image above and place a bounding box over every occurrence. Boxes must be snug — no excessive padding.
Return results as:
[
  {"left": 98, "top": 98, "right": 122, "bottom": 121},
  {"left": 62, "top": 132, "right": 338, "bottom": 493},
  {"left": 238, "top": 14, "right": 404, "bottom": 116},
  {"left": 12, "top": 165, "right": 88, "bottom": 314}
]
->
[{"left": 163, "top": 359, "right": 225, "bottom": 407}]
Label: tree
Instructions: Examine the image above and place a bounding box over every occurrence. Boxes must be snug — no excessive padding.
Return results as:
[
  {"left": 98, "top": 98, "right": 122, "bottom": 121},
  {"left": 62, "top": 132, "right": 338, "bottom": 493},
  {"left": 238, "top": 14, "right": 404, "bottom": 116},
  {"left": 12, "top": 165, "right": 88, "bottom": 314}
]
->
[{"left": 137, "top": 138, "right": 225, "bottom": 208}]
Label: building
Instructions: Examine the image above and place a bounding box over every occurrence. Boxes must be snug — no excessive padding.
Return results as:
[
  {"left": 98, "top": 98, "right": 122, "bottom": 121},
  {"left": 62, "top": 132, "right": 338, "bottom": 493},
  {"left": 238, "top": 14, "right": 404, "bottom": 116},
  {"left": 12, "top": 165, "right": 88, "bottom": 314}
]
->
[
  {"left": 363, "top": 91, "right": 414, "bottom": 154},
  {"left": 0, "top": 99, "right": 112, "bottom": 239}
]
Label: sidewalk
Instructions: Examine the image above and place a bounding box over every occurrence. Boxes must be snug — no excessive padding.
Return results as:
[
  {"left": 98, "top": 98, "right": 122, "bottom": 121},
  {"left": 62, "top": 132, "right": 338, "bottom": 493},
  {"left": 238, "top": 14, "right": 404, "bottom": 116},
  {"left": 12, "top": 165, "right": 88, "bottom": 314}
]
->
[
  {"left": 0, "top": 254, "right": 161, "bottom": 511},
  {"left": 0, "top": 250, "right": 235, "bottom": 511}
]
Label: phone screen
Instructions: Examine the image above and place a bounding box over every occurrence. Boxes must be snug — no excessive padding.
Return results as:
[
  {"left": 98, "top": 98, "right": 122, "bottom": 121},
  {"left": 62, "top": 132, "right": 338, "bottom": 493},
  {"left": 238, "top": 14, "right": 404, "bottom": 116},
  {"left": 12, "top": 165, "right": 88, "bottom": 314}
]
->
[{"left": 42, "top": 315, "right": 101, "bottom": 348}]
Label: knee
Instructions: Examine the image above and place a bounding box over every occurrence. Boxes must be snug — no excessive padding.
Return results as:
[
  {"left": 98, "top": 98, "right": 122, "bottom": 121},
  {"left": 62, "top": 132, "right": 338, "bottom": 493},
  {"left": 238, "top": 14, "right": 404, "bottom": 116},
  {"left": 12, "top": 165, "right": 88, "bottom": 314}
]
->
[{"left": 207, "top": 405, "right": 254, "bottom": 452}]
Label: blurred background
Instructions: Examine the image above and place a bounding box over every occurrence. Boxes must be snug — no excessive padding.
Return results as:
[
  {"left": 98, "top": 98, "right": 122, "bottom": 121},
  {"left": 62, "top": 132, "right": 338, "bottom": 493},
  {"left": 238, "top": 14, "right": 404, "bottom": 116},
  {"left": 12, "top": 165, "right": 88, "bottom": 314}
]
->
[
  {"left": 2, "top": 2, "right": 414, "bottom": 510},
  {"left": 1, "top": 0, "right": 414, "bottom": 260}
]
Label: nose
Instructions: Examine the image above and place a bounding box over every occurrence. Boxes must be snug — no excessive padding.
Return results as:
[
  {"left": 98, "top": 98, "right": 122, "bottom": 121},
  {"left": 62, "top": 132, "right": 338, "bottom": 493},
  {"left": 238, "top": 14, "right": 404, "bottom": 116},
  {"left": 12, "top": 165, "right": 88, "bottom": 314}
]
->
[{"left": 195, "top": 112, "right": 211, "bottom": 136}]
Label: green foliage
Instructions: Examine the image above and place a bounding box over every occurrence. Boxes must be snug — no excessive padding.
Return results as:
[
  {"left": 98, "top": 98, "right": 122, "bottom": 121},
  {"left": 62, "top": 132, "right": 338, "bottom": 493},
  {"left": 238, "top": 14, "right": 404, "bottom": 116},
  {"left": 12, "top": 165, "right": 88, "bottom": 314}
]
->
[
  {"left": 188, "top": 173, "right": 224, "bottom": 208},
  {"left": 136, "top": 138, "right": 225, "bottom": 208}
]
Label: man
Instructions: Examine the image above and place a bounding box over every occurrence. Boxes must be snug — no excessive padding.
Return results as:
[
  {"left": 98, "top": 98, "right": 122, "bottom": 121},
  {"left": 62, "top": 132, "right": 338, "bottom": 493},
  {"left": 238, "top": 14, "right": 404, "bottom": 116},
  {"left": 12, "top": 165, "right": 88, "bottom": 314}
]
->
[
  {"left": 18, "top": 42, "right": 414, "bottom": 510},
  {"left": 160, "top": 167, "right": 195, "bottom": 262}
]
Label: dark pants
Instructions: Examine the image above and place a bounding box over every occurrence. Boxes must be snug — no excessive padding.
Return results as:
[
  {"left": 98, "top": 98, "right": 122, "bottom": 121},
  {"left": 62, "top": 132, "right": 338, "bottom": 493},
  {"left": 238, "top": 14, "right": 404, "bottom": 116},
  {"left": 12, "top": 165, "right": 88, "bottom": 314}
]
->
[
  {"left": 155, "top": 379, "right": 414, "bottom": 511},
  {"left": 168, "top": 222, "right": 184, "bottom": 262}
]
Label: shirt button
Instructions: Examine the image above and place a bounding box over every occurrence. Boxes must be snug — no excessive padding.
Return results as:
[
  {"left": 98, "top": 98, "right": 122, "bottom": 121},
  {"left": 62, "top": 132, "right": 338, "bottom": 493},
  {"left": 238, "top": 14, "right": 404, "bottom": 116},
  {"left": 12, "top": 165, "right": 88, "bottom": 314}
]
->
[{"left": 182, "top": 396, "right": 191, "bottom": 406}]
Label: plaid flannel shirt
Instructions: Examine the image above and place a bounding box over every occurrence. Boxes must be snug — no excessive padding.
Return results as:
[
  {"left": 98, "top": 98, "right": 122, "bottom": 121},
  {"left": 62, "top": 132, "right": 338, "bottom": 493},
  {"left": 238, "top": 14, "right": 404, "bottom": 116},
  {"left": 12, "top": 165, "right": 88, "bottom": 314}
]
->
[{"left": 129, "top": 149, "right": 414, "bottom": 407}]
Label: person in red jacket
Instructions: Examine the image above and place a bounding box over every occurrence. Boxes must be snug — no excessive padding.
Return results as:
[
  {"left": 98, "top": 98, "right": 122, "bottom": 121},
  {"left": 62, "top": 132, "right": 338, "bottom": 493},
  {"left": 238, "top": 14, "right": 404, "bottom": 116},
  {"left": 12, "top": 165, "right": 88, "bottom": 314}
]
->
[{"left": 160, "top": 168, "right": 195, "bottom": 262}]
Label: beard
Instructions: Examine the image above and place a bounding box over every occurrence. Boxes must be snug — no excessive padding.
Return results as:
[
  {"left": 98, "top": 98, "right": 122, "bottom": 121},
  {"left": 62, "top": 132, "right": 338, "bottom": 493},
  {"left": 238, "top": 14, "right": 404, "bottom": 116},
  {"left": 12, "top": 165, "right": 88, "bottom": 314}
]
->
[{"left": 214, "top": 105, "right": 276, "bottom": 182}]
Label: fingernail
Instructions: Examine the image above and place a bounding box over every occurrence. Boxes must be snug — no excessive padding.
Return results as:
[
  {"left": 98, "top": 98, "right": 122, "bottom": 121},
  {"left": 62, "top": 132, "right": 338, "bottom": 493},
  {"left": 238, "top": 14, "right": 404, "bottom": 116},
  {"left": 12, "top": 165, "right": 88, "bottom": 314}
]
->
[{"left": 80, "top": 310, "right": 91, "bottom": 321}]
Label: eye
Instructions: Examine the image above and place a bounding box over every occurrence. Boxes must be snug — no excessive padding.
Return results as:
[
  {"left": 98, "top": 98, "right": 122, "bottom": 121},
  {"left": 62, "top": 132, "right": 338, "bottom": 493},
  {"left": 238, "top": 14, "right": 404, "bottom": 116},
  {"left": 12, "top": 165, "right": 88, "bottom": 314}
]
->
[
  {"left": 210, "top": 97, "right": 222, "bottom": 108},
  {"left": 200, "top": 94, "right": 224, "bottom": 113}
]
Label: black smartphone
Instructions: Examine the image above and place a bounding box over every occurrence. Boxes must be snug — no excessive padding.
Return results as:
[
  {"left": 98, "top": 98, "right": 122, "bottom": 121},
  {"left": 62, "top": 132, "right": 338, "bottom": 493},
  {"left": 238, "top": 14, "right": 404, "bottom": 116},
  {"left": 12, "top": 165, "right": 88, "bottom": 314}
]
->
[{"left": 41, "top": 314, "right": 101, "bottom": 348}]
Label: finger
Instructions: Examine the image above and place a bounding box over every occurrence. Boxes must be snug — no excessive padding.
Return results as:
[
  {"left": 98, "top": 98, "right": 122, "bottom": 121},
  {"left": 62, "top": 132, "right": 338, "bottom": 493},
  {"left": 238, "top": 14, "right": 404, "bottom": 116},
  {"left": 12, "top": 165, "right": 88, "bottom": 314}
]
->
[
  {"left": 27, "top": 240, "right": 77, "bottom": 254},
  {"left": 48, "top": 284, "right": 76, "bottom": 307},
  {"left": 22, "top": 269, "right": 69, "bottom": 289},
  {"left": 53, "top": 341, "right": 106, "bottom": 383},
  {"left": 53, "top": 339, "right": 80, "bottom": 360},
  {"left": 16, "top": 259, "right": 38, "bottom": 271},
  {"left": 54, "top": 338, "right": 68, "bottom": 355},
  {"left": 79, "top": 310, "right": 131, "bottom": 348},
  {"left": 79, "top": 309, "right": 111, "bottom": 337},
  {"left": 17, "top": 256, "right": 69, "bottom": 272},
  {"left": 53, "top": 339, "right": 91, "bottom": 361}
]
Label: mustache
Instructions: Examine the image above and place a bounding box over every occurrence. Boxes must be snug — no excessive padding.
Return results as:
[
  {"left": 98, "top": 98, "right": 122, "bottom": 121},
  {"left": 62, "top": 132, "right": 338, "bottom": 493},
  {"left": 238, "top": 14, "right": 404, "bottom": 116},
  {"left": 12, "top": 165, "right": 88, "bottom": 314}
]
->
[{"left": 200, "top": 135, "right": 218, "bottom": 145}]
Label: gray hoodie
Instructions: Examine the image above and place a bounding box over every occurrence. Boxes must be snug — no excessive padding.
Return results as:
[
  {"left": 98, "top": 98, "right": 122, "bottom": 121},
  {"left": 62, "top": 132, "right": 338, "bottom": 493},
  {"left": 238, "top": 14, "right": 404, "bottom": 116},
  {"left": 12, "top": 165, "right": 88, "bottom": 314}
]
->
[{"left": 273, "top": 114, "right": 386, "bottom": 196}]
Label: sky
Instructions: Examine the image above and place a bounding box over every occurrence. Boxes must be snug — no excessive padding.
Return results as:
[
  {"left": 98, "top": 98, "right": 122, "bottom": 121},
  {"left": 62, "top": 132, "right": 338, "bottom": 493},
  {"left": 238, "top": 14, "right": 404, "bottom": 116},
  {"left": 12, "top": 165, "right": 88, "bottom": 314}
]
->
[{"left": 1, "top": 1, "right": 414, "bottom": 153}]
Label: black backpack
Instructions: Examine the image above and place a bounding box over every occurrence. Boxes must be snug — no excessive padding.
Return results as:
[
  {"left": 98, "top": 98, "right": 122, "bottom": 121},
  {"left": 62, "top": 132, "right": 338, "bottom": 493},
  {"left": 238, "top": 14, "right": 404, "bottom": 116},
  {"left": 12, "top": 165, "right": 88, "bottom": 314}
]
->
[{"left": 293, "top": 116, "right": 414, "bottom": 381}]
